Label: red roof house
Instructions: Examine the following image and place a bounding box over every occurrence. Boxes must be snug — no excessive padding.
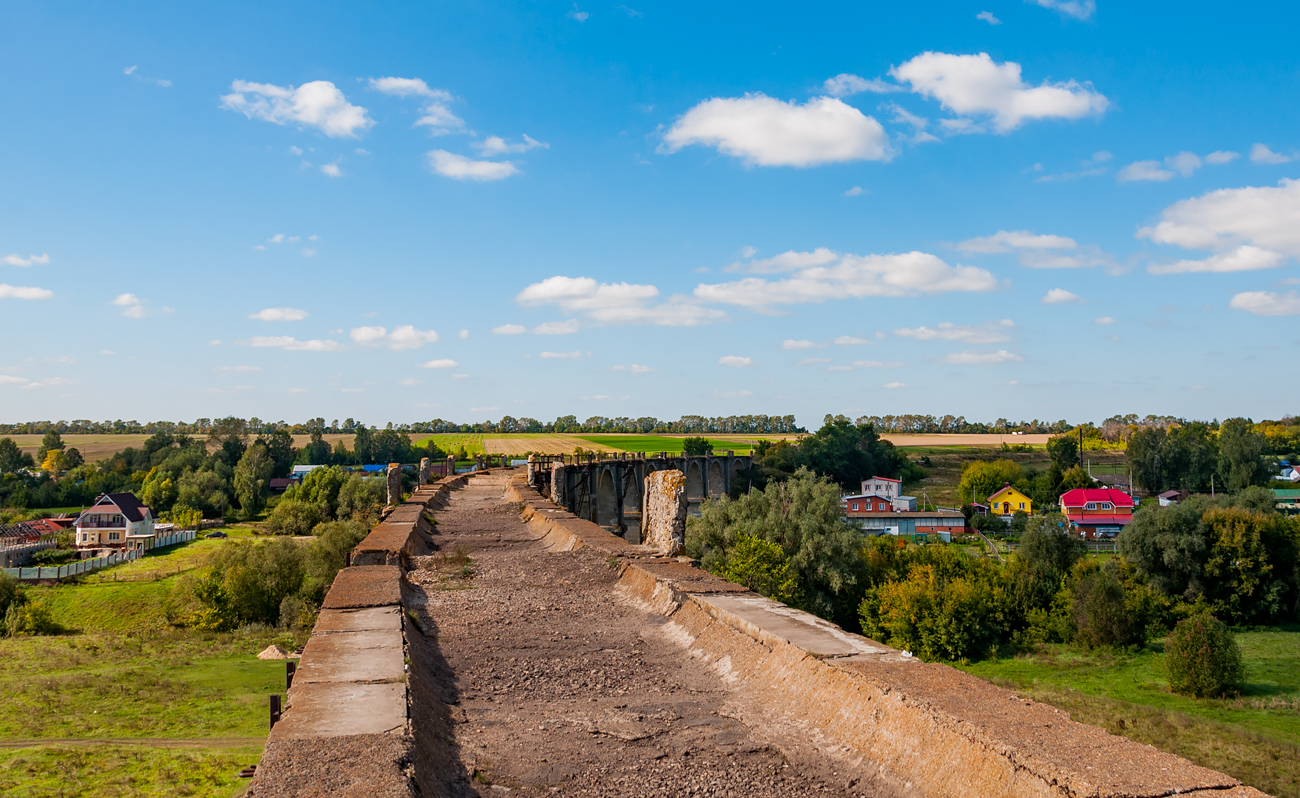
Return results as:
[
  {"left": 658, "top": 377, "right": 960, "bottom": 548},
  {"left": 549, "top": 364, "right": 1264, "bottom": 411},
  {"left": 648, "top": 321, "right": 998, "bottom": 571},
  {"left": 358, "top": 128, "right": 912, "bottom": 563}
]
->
[{"left": 1058, "top": 488, "right": 1136, "bottom": 538}]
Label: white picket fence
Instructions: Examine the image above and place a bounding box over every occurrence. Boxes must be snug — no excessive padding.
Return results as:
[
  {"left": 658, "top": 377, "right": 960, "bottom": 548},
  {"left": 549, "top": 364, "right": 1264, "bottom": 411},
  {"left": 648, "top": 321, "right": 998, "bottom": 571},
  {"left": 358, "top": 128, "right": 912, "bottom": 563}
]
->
[{"left": 1, "top": 529, "right": 197, "bottom": 581}]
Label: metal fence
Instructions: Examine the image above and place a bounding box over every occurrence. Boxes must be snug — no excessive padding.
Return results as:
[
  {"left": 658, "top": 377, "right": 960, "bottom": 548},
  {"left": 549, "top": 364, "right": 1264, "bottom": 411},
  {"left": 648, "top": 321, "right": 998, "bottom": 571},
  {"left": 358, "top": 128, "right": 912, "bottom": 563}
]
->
[{"left": 1, "top": 529, "right": 197, "bottom": 581}]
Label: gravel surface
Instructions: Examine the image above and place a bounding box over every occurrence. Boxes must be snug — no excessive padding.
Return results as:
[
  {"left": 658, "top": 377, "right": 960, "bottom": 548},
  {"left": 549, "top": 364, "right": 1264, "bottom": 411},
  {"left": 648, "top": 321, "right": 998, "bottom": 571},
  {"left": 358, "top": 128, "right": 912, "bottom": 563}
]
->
[{"left": 405, "top": 472, "right": 901, "bottom": 798}]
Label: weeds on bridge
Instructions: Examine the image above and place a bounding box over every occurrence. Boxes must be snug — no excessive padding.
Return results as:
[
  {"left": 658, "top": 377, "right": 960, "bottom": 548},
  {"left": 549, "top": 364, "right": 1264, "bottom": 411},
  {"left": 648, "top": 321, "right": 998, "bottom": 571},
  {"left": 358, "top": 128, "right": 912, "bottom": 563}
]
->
[{"left": 423, "top": 545, "right": 475, "bottom": 590}]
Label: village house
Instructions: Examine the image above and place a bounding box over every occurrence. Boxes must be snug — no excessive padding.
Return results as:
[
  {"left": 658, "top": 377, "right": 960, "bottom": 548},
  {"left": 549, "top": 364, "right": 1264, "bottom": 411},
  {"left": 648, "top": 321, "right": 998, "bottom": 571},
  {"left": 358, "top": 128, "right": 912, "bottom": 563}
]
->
[
  {"left": 845, "top": 509, "right": 969, "bottom": 541},
  {"left": 843, "top": 493, "right": 893, "bottom": 513},
  {"left": 987, "top": 483, "right": 1033, "bottom": 517},
  {"left": 74, "top": 493, "right": 155, "bottom": 552},
  {"left": 859, "top": 475, "right": 902, "bottom": 500},
  {"left": 1059, "top": 487, "right": 1135, "bottom": 539}
]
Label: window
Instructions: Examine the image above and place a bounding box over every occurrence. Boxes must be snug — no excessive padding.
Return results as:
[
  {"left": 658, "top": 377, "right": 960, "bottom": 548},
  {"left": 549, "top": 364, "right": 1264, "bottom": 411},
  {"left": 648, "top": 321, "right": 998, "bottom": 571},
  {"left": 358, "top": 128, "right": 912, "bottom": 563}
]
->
[
  {"left": 1019, "top": 502, "right": 1025, "bottom": 509},
  {"left": 1100, "top": 502, "right": 1112, "bottom": 510},
  {"left": 1084, "top": 502, "right": 1097, "bottom": 510},
  {"left": 108, "top": 532, "right": 119, "bottom": 541},
  {"left": 851, "top": 502, "right": 859, "bottom": 511}
]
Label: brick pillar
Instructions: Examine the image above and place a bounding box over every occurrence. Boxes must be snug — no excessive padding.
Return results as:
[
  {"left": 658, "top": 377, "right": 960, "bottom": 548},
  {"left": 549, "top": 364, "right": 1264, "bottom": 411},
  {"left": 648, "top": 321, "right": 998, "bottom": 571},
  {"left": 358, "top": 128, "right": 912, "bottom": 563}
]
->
[{"left": 386, "top": 463, "right": 401, "bottom": 506}]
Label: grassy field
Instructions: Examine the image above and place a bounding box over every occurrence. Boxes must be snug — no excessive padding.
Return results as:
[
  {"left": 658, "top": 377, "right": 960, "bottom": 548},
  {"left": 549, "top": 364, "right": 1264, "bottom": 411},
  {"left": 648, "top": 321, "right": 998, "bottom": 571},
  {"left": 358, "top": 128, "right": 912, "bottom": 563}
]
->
[
  {"left": 955, "top": 629, "right": 1300, "bottom": 797},
  {"left": 576, "top": 434, "right": 759, "bottom": 455},
  {"left": 0, "top": 539, "right": 298, "bottom": 797}
]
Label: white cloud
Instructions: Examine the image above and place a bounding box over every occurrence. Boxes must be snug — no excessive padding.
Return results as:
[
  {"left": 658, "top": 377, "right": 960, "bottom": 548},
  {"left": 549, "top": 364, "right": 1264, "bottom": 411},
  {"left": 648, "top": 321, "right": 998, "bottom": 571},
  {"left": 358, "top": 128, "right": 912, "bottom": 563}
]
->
[
  {"left": 368, "top": 77, "right": 465, "bottom": 134},
  {"left": 611, "top": 364, "right": 654, "bottom": 374},
  {"left": 1228, "top": 290, "right": 1300, "bottom": 316},
  {"left": 124, "top": 65, "right": 137, "bottom": 75},
  {"left": 797, "top": 357, "right": 832, "bottom": 366},
  {"left": 976, "top": 11, "right": 1002, "bottom": 24},
  {"left": 894, "top": 319, "right": 1015, "bottom": 344},
  {"left": 1165, "top": 151, "right": 1202, "bottom": 177},
  {"left": 1250, "top": 143, "right": 1291, "bottom": 164},
  {"left": 491, "top": 324, "right": 526, "bottom": 334},
  {"left": 821, "top": 74, "right": 905, "bottom": 97},
  {"left": 1138, "top": 178, "right": 1300, "bottom": 258},
  {"left": 399, "top": 378, "right": 422, "bottom": 386},
  {"left": 475, "top": 134, "right": 548, "bottom": 156},
  {"left": 884, "top": 382, "right": 906, "bottom": 389},
  {"left": 660, "top": 94, "right": 891, "bottom": 167},
  {"left": 1041, "top": 288, "right": 1082, "bottom": 304},
  {"left": 250, "top": 307, "right": 308, "bottom": 321},
  {"left": 1094, "top": 316, "right": 1115, "bottom": 325},
  {"left": 539, "top": 350, "right": 582, "bottom": 359},
  {"left": 516, "top": 275, "right": 723, "bottom": 327},
  {"left": 956, "top": 230, "right": 1076, "bottom": 253},
  {"left": 459, "top": 328, "right": 469, "bottom": 339},
  {"left": 0, "top": 284, "right": 53, "bottom": 300},
  {"left": 938, "top": 349, "right": 1024, "bottom": 364},
  {"left": 717, "top": 356, "right": 753, "bottom": 368},
  {"left": 1028, "top": 0, "right": 1095, "bottom": 20},
  {"left": 300, "top": 248, "right": 315, "bottom": 257},
  {"left": 112, "top": 293, "right": 146, "bottom": 317},
  {"left": 350, "top": 325, "right": 440, "bottom": 350},
  {"left": 533, "top": 320, "right": 581, "bottom": 335},
  {"left": 215, "top": 365, "right": 261, "bottom": 373},
  {"left": 781, "top": 339, "right": 818, "bottom": 350},
  {"left": 1118, "top": 160, "right": 1175, "bottom": 182},
  {"left": 245, "top": 335, "right": 342, "bottom": 351},
  {"left": 221, "top": 80, "right": 373, "bottom": 138},
  {"left": 695, "top": 249, "right": 997, "bottom": 309},
  {"left": 288, "top": 146, "right": 303, "bottom": 156},
  {"left": 320, "top": 163, "right": 342, "bottom": 178},
  {"left": 835, "top": 336, "right": 872, "bottom": 346},
  {"left": 1148, "top": 245, "right": 1285, "bottom": 275},
  {"left": 844, "top": 186, "right": 866, "bottom": 197},
  {"left": 2, "top": 253, "right": 50, "bottom": 267},
  {"left": 890, "top": 52, "right": 1107, "bottom": 132},
  {"left": 568, "top": 4, "right": 589, "bottom": 21},
  {"left": 418, "top": 358, "right": 460, "bottom": 368},
  {"left": 852, "top": 360, "right": 906, "bottom": 368},
  {"left": 0, "top": 375, "right": 28, "bottom": 385},
  {"left": 429, "top": 150, "right": 519, "bottom": 181},
  {"left": 1205, "top": 150, "right": 1240, "bottom": 165}
]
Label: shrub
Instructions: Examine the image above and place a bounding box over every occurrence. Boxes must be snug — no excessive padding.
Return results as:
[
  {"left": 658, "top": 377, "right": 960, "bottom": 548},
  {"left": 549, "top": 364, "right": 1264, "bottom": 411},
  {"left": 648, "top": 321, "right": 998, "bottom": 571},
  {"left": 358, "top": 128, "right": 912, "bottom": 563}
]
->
[
  {"left": 1071, "top": 565, "right": 1146, "bottom": 649},
  {"left": 30, "top": 547, "right": 77, "bottom": 565},
  {"left": 336, "top": 475, "right": 386, "bottom": 521},
  {"left": 720, "top": 536, "right": 799, "bottom": 604},
  {"left": 3, "top": 598, "right": 60, "bottom": 636},
  {"left": 863, "top": 562, "right": 1002, "bottom": 661},
  {"left": 1165, "top": 612, "right": 1244, "bottom": 698},
  {"left": 263, "top": 500, "right": 322, "bottom": 536}
]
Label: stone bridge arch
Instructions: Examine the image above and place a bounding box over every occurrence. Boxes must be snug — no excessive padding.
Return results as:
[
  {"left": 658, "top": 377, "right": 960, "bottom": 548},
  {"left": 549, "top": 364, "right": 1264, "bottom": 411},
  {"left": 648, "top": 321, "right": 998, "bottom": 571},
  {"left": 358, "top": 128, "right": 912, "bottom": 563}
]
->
[
  {"left": 707, "top": 458, "right": 725, "bottom": 497},
  {"left": 596, "top": 467, "right": 618, "bottom": 527},
  {"left": 685, "top": 459, "right": 704, "bottom": 501}
]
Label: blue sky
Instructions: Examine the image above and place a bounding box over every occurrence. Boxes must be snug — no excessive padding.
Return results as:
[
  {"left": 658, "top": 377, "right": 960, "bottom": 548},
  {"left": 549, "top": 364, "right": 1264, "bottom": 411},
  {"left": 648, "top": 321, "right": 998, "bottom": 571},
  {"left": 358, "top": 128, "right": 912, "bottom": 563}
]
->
[{"left": 3, "top": 0, "right": 1298, "bottom": 428}]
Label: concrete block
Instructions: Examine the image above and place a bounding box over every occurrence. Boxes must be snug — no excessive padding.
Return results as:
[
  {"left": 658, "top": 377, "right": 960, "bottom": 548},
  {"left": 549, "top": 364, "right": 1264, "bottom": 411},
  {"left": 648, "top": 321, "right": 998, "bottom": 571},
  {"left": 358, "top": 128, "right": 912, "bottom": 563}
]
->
[
  {"left": 312, "top": 606, "right": 402, "bottom": 634},
  {"left": 295, "top": 629, "right": 406, "bottom": 684},
  {"left": 272, "top": 682, "right": 407, "bottom": 739},
  {"left": 641, "top": 469, "right": 687, "bottom": 556},
  {"left": 418, "top": 457, "right": 430, "bottom": 485},
  {"left": 322, "top": 566, "right": 402, "bottom": 609},
  {"left": 690, "top": 592, "right": 887, "bottom": 658},
  {"left": 386, "top": 463, "right": 401, "bottom": 505}
]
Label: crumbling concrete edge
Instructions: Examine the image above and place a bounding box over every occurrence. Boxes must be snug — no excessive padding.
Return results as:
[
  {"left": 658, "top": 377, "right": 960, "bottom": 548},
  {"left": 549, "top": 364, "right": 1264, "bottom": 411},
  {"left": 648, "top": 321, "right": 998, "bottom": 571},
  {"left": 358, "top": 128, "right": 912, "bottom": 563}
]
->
[{"left": 504, "top": 473, "right": 1270, "bottom": 798}]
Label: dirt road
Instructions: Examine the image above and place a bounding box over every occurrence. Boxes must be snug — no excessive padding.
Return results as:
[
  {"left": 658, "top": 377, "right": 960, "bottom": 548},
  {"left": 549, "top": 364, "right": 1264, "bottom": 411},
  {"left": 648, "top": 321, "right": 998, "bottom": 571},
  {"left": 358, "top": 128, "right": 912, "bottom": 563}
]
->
[{"left": 405, "top": 472, "right": 899, "bottom": 798}]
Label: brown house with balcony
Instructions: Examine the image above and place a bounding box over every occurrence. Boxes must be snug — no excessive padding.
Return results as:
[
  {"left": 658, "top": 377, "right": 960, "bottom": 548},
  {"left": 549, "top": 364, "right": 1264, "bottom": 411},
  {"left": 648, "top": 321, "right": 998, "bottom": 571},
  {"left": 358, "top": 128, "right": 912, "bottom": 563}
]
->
[{"left": 75, "top": 493, "right": 155, "bottom": 552}]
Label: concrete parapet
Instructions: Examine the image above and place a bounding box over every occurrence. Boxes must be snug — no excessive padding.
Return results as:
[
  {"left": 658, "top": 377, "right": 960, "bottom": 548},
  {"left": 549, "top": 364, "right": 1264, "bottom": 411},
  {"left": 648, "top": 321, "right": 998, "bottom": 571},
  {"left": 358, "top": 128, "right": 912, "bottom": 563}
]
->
[
  {"left": 418, "top": 457, "right": 431, "bottom": 485},
  {"left": 321, "top": 566, "right": 402, "bottom": 609},
  {"left": 386, "top": 463, "right": 402, "bottom": 506},
  {"left": 504, "top": 472, "right": 1271, "bottom": 798}
]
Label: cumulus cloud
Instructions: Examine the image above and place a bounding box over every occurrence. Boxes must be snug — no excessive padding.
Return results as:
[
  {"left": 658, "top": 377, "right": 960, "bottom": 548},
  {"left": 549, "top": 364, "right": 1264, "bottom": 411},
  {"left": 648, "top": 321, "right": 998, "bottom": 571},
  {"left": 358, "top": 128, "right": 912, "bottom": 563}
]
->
[
  {"left": 937, "top": 349, "right": 1024, "bottom": 364},
  {"left": 112, "top": 293, "right": 147, "bottom": 317},
  {"left": 429, "top": 150, "right": 519, "bottom": 181},
  {"left": 1138, "top": 178, "right": 1300, "bottom": 265},
  {"left": 350, "top": 325, "right": 440, "bottom": 350},
  {"left": 491, "top": 324, "right": 526, "bottom": 334},
  {"left": 1165, "top": 151, "right": 1202, "bottom": 177},
  {"left": 1094, "top": 316, "right": 1115, "bottom": 324},
  {"left": 0, "top": 284, "right": 53, "bottom": 300},
  {"left": 611, "top": 364, "right": 654, "bottom": 374},
  {"left": 798, "top": 358, "right": 831, "bottom": 366},
  {"left": 717, "top": 356, "right": 752, "bottom": 367},
  {"left": 368, "top": 77, "right": 465, "bottom": 134},
  {"left": 1228, "top": 290, "right": 1300, "bottom": 316},
  {"left": 884, "top": 382, "right": 906, "bottom": 389},
  {"left": 976, "top": 11, "right": 1002, "bottom": 24},
  {"left": 1250, "top": 143, "right": 1291, "bottom": 164},
  {"left": 835, "top": 335, "right": 872, "bottom": 346},
  {"left": 844, "top": 186, "right": 866, "bottom": 196},
  {"left": 320, "top": 163, "right": 342, "bottom": 178},
  {"left": 1041, "top": 288, "right": 1082, "bottom": 304},
  {"left": 250, "top": 307, "right": 308, "bottom": 321},
  {"left": 1028, "top": 0, "right": 1095, "bottom": 20},
  {"left": 890, "top": 52, "right": 1107, "bottom": 133},
  {"left": 221, "top": 80, "right": 373, "bottom": 138},
  {"left": 1148, "top": 245, "right": 1285, "bottom": 275},
  {"left": 516, "top": 275, "right": 723, "bottom": 327},
  {"left": 852, "top": 360, "right": 906, "bottom": 368},
  {"left": 2, "top": 253, "right": 50, "bottom": 267},
  {"left": 417, "top": 358, "right": 460, "bottom": 368},
  {"left": 781, "top": 339, "right": 818, "bottom": 350},
  {"left": 568, "top": 4, "right": 589, "bottom": 21},
  {"left": 215, "top": 365, "right": 261, "bottom": 373},
  {"left": 475, "top": 134, "right": 548, "bottom": 155},
  {"left": 695, "top": 249, "right": 997, "bottom": 310},
  {"left": 956, "top": 230, "right": 1076, "bottom": 253},
  {"left": 245, "top": 335, "right": 342, "bottom": 351},
  {"left": 821, "top": 74, "right": 905, "bottom": 97},
  {"left": 1205, "top": 150, "right": 1240, "bottom": 165},
  {"left": 894, "top": 319, "right": 1015, "bottom": 344},
  {"left": 533, "top": 320, "right": 581, "bottom": 335},
  {"left": 539, "top": 350, "right": 582, "bottom": 359},
  {"left": 1118, "top": 160, "right": 1175, "bottom": 182},
  {"left": 660, "top": 94, "right": 891, "bottom": 167}
]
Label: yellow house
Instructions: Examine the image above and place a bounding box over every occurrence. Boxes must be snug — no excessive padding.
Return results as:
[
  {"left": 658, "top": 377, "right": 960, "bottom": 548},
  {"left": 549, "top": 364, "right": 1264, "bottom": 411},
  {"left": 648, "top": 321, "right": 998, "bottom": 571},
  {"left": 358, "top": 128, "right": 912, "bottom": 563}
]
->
[{"left": 986, "top": 483, "right": 1033, "bottom": 516}]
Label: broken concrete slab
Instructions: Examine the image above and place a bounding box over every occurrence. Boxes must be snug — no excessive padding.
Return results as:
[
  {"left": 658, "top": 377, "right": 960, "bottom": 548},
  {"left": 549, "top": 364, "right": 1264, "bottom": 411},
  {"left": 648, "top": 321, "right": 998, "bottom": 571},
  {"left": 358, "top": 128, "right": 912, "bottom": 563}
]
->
[
  {"left": 294, "top": 629, "right": 405, "bottom": 685},
  {"left": 273, "top": 682, "right": 408, "bottom": 739},
  {"left": 312, "top": 606, "right": 403, "bottom": 635},
  {"left": 322, "top": 565, "right": 402, "bottom": 609}
]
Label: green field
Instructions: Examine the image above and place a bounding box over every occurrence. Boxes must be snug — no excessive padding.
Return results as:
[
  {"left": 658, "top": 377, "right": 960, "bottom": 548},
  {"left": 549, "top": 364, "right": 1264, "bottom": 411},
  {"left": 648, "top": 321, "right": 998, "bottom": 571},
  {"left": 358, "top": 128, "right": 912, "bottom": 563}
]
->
[
  {"left": 576, "top": 434, "right": 757, "bottom": 455},
  {"left": 410, "top": 433, "right": 485, "bottom": 457},
  {"left": 955, "top": 630, "right": 1300, "bottom": 797},
  {"left": 0, "top": 539, "right": 298, "bottom": 797}
]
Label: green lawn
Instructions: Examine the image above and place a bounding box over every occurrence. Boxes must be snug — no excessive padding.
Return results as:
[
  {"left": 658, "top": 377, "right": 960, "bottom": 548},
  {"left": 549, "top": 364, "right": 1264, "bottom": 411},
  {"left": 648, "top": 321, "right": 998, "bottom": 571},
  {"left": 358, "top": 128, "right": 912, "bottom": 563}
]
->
[
  {"left": 0, "top": 540, "right": 298, "bottom": 797},
  {"left": 575, "top": 434, "right": 756, "bottom": 455},
  {"left": 956, "top": 629, "right": 1300, "bottom": 797},
  {"left": 410, "top": 433, "right": 485, "bottom": 457}
]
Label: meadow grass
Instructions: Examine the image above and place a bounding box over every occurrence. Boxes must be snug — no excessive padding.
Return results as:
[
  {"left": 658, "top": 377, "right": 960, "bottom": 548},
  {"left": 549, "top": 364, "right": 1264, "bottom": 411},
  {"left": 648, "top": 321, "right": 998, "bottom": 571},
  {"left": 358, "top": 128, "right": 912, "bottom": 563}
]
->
[
  {"left": 955, "top": 629, "right": 1300, "bottom": 797},
  {"left": 411, "top": 433, "right": 485, "bottom": 457},
  {"left": 575, "top": 434, "right": 756, "bottom": 455},
  {"left": 0, "top": 541, "right": 295, "bottom": 797}
]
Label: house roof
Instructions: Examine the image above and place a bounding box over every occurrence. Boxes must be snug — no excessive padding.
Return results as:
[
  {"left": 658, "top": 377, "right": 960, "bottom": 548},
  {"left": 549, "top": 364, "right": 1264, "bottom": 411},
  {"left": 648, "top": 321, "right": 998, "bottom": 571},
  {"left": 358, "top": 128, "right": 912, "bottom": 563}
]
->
[
  {"left": 987, "top": 484, "right": 1030, "bottom": 502},
  {"left": 863, "top": 476, "right": 902, "bottom": 484},
  {"left": 1059, "top": 488, "right": 1135, "bottom": 508},
  {"left": 1158, "top": 490, "right": 1183, "bottom": 499},
  {"left": 849, "top": 511, "right": 966, "bottom": 520},
  {"left": 86, "top": 493, "right": 151, "bottom": 523}
]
